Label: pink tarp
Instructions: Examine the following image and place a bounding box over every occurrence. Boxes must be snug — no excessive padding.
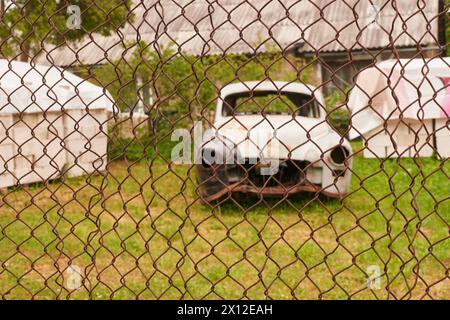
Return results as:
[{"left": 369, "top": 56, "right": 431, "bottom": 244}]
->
[{"left": 348, "top": 58, "right": 450, "bottom": 139}]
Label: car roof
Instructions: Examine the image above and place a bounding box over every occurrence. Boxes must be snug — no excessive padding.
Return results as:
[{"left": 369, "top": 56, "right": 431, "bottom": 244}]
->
[{"left": 220, "top": 81, "right": 317, "bottom": 98}]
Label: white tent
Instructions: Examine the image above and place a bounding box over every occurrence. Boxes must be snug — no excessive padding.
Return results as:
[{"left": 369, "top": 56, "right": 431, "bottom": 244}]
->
[
  {"left": 0, "top": 59, "right": 116, "bottom": 115},
  {"left": 348, "top": 58, "right": 449, "bottom": 158},
  {"left": 0, "top": 60, "right": 117, "bottom": 188}
]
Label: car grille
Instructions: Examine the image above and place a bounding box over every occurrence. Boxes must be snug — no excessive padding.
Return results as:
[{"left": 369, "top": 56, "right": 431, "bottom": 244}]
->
[{"left": 239, "top": 159, "right": 309, "bottom": 188}]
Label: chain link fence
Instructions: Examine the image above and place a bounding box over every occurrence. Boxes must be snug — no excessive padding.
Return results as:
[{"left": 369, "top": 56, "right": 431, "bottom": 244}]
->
[{"left": 0, "top": 0, "right": 448, "bottom": 299}]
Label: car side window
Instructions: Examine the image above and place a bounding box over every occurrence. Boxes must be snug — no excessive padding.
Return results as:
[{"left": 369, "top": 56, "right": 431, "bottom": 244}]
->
[{"left": 291, "top": 93, "right": 320, "bottom": 118}]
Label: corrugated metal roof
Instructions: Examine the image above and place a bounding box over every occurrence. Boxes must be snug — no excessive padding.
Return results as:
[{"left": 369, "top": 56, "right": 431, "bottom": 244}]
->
[{"left": 41, "top": 0, "right": 441, "bottom": 66}]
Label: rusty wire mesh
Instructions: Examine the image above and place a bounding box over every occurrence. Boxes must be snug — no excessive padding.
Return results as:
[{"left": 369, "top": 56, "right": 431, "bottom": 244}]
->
[{"left": 0, "top": 0, "right": 448, "bottom": 300}]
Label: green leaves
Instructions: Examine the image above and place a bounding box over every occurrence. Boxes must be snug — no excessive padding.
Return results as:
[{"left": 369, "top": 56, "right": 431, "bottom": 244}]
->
[{"left": 0, "top": 0, "right": 133, "bottom": 60}]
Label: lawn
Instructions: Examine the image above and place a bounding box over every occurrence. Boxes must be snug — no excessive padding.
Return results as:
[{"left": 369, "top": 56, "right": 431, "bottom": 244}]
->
[{"left": 0, "top": 142, "right": 448, "bottom": 299}]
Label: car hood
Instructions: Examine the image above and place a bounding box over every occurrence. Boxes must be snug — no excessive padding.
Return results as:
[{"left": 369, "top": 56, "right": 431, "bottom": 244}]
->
[{"left": 206, "top": 115, "right": 343, "bottom": 161}]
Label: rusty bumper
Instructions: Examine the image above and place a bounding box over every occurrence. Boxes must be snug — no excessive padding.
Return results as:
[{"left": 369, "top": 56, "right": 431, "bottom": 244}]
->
[
  {"left": 200, "top": 182, "right": 340, "bottom": 203},
  {"left": 196, "top": 163, "right": 341, "bottom": 204}
]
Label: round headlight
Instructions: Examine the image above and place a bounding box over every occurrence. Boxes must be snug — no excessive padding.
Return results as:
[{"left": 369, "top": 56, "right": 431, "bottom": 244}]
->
[
  {"left": 330, "top": 145, "right": 349, "bottom": 165},
  {"left": 201, "top": 148, "right": 217, "bottom": 167}
]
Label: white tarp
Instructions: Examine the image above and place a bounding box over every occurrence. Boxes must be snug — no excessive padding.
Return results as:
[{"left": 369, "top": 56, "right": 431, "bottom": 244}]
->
[
  {"left": 0, "top": 59, "right": 117, "bottom": 115},
  {"left": 348, "top": 58, "right": 450, "bottom": 139}
]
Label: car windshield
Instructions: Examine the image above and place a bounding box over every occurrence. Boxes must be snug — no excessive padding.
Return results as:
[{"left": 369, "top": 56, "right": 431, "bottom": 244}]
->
[{"left": 222, "top": 90, "right": 320, "bottom": 118}]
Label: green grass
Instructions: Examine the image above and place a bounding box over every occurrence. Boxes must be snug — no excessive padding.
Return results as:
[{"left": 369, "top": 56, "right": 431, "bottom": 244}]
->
[{"left": 0, "top": 142, "right": 448, "bottom": 299}]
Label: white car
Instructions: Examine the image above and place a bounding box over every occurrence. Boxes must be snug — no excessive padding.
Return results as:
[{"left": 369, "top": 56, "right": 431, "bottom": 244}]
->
[{"left": 196, "top": 81, "right": 352, "bottom": 203}]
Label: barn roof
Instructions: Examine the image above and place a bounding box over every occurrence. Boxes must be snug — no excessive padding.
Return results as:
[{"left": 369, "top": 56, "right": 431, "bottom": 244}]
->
[{"left": 40, "top": 0, "right": 441, "bottom": 67}]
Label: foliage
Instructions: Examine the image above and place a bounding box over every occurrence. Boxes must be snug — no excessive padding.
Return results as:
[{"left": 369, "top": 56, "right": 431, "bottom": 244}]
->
[
  {"left": 325, "top": 88, "right": 351, "bottom": 136},
  {"left": 91, "top": 44, "right": 312, "bottom": 114},
  {"left": 107, "top": 132, "right": 176, "bottom": 162},
  {"left": 0, "top": 0, "right": 132, "bottom": 60}
]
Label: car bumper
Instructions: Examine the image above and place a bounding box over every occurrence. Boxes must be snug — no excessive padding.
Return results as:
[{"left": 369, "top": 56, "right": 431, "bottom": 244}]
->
[{"left": 196, "top": 160, "right": 348, "bottom": 203}]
